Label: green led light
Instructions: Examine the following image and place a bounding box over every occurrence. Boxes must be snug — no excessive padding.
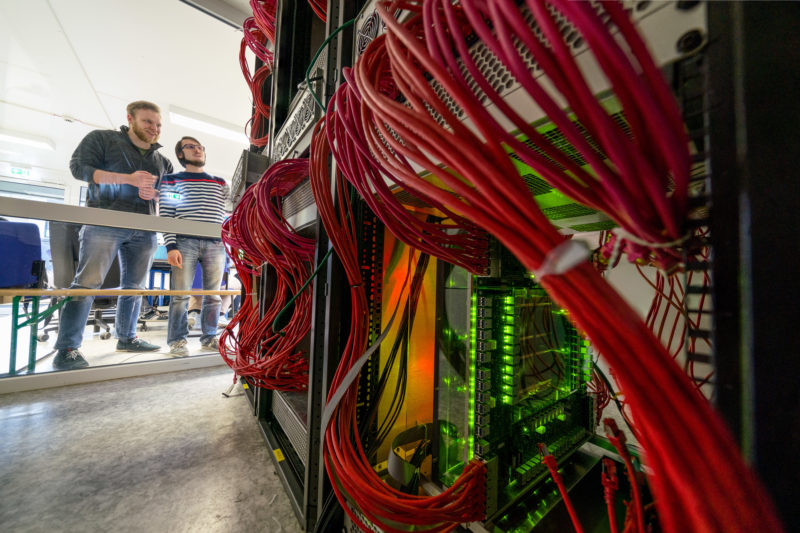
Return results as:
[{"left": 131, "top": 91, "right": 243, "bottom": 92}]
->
[
  {"left": 503, "top": 395, "right": 513, "bottom": 404},
  {"left": 502, "top": 384, "right": 513, "bottom": 395},
  {"left": 503, "top": 355, "right": 514, "bottom": 365},
  {"left": 469, "top": 292, "right": 477, "bottom": 458},
  {"left": 503, "top": 374, "right": 514, "bottom": 385},
  {"left": 503, "top": 365, "right": 514, "bottom": 375},
  {"left": 503, "top": 325, "right": 514, "bottom": 335},
  {"left": 557, "top": 413, "right": 566, "bottom": 421},
  {"left": 504, "top": 335, "right": 514, "bottom": 344},
  {"left": 536, "top": 425, "right": 547, "bottom": 434},
  {"left": 504, "top": 296, "right": 514, "bottom": 304},
  {"left": 503, "top": 344, "right": 514, "bottom": 354}
]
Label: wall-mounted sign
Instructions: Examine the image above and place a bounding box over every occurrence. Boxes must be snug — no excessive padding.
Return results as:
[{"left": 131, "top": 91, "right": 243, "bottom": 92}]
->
[{"left": 9, "top": 166, "right": 31, "bottom": 177}]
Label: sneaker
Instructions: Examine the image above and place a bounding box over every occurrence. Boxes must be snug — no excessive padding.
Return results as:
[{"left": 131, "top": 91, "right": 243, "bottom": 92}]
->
[
  {"left": 200, "top": 337, "right": 219, "bottom": 352},
  {"left": 187, "top": 311, "right": 199, "bottom": 329},
  {"left": 117, "top": 337, "right": 160, "bottom": 352},
  {"left": 53, "top": 348, "right": 89, "bottom": 370},
  {"left": 169, "top": 339, "right": 189, "bottom": 357}
]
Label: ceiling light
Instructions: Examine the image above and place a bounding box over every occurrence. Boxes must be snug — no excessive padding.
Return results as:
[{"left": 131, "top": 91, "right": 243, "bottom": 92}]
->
[
  {"left": 169, "top": 106, "right": 248, "bottom": 144},
  {"left": 0, "top": 130, "right": 56, "bottom": 151}
]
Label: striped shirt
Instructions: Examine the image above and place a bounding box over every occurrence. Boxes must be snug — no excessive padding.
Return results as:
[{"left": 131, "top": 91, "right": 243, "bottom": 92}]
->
[{"left": 159, "top": 171, "right": 229, "bottom": 251}]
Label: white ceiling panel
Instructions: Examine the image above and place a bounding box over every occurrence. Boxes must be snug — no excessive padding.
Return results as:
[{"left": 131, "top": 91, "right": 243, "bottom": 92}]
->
[{"left": 0, "top": 0, "right": 254, "bottom": 188}]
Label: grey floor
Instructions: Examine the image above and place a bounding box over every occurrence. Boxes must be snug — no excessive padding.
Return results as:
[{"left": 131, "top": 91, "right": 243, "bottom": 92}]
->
[
  {"left": 1, "top": 303, "right": 226, "bottom": 377},
  {"left": 0, "top": 366, "right": 303, "bottom": 533}
]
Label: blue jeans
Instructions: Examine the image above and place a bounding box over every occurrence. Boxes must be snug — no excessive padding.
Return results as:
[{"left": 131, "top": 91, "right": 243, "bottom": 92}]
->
[
  {"left": 55, "top": 225, "right": 157, "bottom": 350},
  {"left": 167, "top": 238, "right": 226, "bottom": 345}
]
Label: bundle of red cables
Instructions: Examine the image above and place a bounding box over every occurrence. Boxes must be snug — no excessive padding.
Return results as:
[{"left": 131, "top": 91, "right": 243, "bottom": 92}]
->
[
  {"left": 240, "top": 1, "right": 278, "bottom": 147},
  {"left": 220, "top": 158, "right": 313, "bottom": 391},
  {"left": 325, "top": 69, "right": 490, "bottom": 275},
  {"left": 310, "top": 118, "right": 486, "bottom": 532},
  {"left": 324, "top": 1, "right": 784, "bottom": 531},
  {"left": 421, "top": 0, "right": 690, "bottom": 272},
  {"left": 307, "top": 0, "right": 326, "bottom": 23}
]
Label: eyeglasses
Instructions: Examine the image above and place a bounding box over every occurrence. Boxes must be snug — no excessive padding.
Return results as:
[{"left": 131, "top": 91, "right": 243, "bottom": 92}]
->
[{"left": 181, "top": 143, "right": 205, "bottom": 152}]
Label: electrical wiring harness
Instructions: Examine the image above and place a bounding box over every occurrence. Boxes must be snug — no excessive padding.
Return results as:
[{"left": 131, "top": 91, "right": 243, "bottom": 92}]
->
[
  {"left": 309, "top": 1, "right": 784, "bottom": 531},
  {"left": 220, "top": 158, "right": 313, "bottom": 390}
]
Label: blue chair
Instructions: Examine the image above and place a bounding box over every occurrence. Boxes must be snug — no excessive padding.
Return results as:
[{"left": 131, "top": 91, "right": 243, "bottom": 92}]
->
[
  {"left": 0, "top": 220, "right": 43, "bottom": 288},
  {"left": 1, "top": 220, "right": 48, "bottom": 375}
]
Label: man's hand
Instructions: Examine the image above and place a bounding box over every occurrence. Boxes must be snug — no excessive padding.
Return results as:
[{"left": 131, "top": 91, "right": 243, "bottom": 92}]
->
[
  {"left": 131, "top": 170, "right": 157, "bottom": 200},
  {"left": 139, "top": 187, "right": 158, "bottom": 200},
  {"left": 167, "top": 249, "right": 183, "bottom": 269}
]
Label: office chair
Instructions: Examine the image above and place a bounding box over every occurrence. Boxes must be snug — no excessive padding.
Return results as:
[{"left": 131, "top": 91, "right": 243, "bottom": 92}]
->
[
  {"left": 0, "top": 220, "right": 44, "bottom": 289},
  {"left": 45, "top": 221, "right": 120, "bottom": 340}
]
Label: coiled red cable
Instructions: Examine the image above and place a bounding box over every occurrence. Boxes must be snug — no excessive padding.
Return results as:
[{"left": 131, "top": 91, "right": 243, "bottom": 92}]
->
[{"left": 220, "top": 159, "right": 313, "bottom": 390}]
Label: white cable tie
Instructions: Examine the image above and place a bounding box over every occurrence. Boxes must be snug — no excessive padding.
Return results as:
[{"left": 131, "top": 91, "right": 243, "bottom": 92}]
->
[{"left": 534, "top": 239, "right": 591, "bottom": 278}]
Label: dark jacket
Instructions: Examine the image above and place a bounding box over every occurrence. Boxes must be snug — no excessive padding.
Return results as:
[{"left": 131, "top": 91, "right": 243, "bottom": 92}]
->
[{"left": 69, "top": 126, "right": 174, "bottom": 215}]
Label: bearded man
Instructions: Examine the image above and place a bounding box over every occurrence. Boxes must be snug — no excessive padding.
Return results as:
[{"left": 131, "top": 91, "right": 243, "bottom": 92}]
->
[{"left": 52, "top": 101, "right": 174, "bottom": 370}]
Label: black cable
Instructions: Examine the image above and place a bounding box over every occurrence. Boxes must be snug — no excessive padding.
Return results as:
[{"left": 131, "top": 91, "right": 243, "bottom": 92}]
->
[{"left": 592, "top": 361, "right": 639, "bottom": 438}]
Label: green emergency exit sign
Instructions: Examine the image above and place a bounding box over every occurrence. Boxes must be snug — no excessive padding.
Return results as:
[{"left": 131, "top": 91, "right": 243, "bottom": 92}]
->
[{"left": 10, "top": 166, "right": 30, "bottom": 177}]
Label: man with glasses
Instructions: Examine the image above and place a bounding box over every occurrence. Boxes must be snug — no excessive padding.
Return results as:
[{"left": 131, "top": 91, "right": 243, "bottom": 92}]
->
[
  {"left": 53, "top": 100, "right": 173, "bottom": 370},
  {"left": 159, "top": 136, "right": 229, "bottom": 356}
]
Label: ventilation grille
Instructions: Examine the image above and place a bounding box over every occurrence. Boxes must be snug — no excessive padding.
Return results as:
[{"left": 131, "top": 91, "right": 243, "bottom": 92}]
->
[
  {"left": 272, "top": 49, "right": 327, "bottom": 161},
  {"left": 356, "top": 10, "right": 381, "bottom": 56},
  {"left": 520, "top": 174, "right": 553, "bottom": 196},
  {"left": 569, "top": 221, "right": 617, "bottom": 232},
  {"left": 272, "top": 391, "right": 308, "bottom": 466},
  {"left": 542, "top": 203, "right": 597, "bottom": 221},
  {"left": 282, "top": 178, "right": 315, "bottom": 218}
]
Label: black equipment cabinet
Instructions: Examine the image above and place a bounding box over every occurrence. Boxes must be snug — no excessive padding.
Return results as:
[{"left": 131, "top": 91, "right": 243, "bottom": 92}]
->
[{"left": 706, "top": 3, "right": 800, "bottom": 529}]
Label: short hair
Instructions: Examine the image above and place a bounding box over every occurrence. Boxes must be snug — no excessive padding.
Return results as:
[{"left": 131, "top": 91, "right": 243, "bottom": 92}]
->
[
  {"left": 126, "top": 100, "right": 161, "bottom": 117},
  {"left": 175, "top": 136, "right": 202, "bottom": 168}
]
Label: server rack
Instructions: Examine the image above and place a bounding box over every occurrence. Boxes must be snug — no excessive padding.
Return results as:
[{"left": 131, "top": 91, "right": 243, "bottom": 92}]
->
[
  {"left": 238, "top": 2, "right": 367, "bottom": 531},
  {"left": 706, "top": 3, "right": 800, "bottom": 528},
  {"left": 232, "top": 1, "right": 798, "bottom": 531}
]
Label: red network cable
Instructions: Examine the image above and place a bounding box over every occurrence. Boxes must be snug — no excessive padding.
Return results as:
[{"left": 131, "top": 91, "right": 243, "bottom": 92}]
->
[
  {"left": 326, "top": 72, "right": 490, "bottom": 275},
  {"left": 251, "top": 0, "right": 278, "bottom": 43},
  {"left": 601, "top": 458, "right": 621, "bottom": 533},
  {"left": 239, "top": 1, "right": 278, "bottom": 147},
  {"left": 539, "top": 443, "right": 584, "bottom": 533},
  {"left": 310, "top": 118, "right": 486, "bottom": 532},
  {"left": 337, "top": 2, "right": 784, "bottom": 532},
  {"left": 307, "top": 0, "right": 326, "bottom": 22},
  {"left": 220, "top": 159, "right": 313, "bottom": 390},
  {"left": 604, "top": 419, "right": 645, "bottom": 533}
]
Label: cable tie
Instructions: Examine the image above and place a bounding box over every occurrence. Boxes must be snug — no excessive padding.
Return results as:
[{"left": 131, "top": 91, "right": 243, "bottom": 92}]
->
[
  {"left": 606, "top": 228, "right": 691, "bottom": 270},
  {"left": 534, "top": 239, "right": 591, "bottom": 278}
]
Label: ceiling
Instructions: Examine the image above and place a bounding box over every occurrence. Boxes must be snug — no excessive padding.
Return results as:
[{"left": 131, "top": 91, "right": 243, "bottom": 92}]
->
[{"left": 0, "top": 0, "right": 257, "bottom": 191}]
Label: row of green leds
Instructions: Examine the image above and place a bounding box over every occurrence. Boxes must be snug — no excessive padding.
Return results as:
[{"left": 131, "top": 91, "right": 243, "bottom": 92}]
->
[
  {"left": 469, "top": 292, "right": 477, "bottom": 459},
  {"left": 499, "top": 294, "right": 517, "bottom": 405}
]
